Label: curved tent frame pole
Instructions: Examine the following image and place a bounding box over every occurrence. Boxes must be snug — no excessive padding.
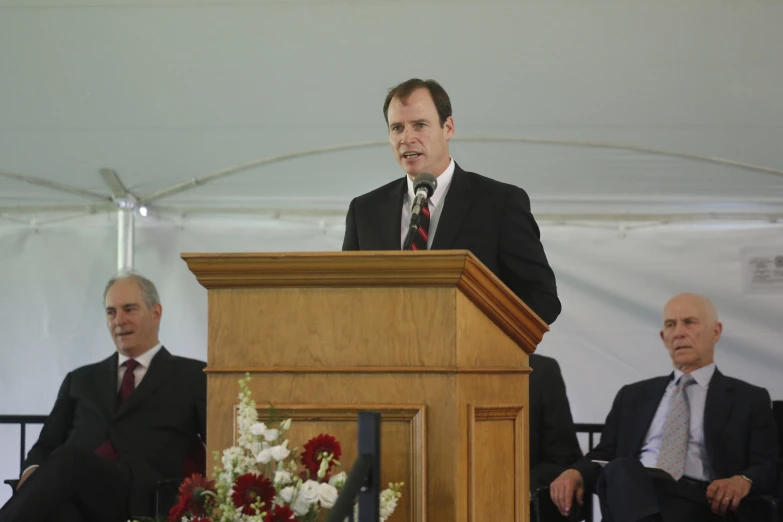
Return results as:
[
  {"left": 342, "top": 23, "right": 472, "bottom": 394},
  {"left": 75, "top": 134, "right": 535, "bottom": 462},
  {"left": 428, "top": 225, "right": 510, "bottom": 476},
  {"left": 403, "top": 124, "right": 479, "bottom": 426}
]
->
[
  {"left": 137, "top": 137, "right": 783, "bottom": 204},
  {"left": 3, "top": 138, "right": 783, "bottom": 233}
]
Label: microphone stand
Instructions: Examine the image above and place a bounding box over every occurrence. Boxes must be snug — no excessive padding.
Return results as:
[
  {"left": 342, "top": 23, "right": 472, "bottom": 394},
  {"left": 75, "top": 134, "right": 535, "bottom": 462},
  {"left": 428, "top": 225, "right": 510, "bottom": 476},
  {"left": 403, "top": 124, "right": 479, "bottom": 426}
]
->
[{"left": 402, "top": 195, "right": 426, "bottom": 250}]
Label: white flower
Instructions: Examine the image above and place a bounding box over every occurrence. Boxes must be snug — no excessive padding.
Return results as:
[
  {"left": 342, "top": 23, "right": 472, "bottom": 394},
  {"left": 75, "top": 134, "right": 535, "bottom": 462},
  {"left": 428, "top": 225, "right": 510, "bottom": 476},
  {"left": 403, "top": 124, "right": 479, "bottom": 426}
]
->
[
  {"left": 317, "top": 482, "right": 338, "bottom": 508},
  {"left": 264, "top": 428, "right": 280, "bottom": 442},
  {"left": 270, "top": 441, "right": 291, "bottom": 461},
  {"left": 236, "top": 398, "right": 259, "bottom": 448},
  {"left": 290, "top": 481, "right": 320, "bottom": 516},
  {"left": 380, "top": 484, "right": 403, "bottom": 521},
  {"left": 280, "top": 418, "right": 292, "bottom": 431},
  {"left": 256, "top": 448, "right": 273, "bottom": 464},
  {"left": 274, "top": 470, "right": 293, "bottom": 486},
  {"left": 250, "top": 422, "right": 267, "bottom": 436},
  {"left": 249, "top": 441, "right": 263, "bottom": 456},
  {"left": 292, "top": 496, "right": 313, "bottom": 517},
  {"left": 279, "top": 485, "right": 296, "bottom": 503},
  {"left": 221, "top": 446, "right": 248, "bottom": 473},
  {"left": 299, "top": 480, "right": 320, "bottom": 504},
  {"left": 329, "top": 471, "right": 346, "bottom": 488}
]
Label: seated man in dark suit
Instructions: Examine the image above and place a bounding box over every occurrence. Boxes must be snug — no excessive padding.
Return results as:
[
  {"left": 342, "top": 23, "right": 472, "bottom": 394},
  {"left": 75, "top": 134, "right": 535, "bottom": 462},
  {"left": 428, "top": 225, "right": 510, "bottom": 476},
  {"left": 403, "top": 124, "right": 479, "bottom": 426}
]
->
[
  {"left": 530, "top": 353, "right": 583, "bottom": 521},
  {"left": 341, "top": 78, "right": 561, "bottom": 325},
  {"left": 530, "top": 353, "right": 582, "bottom": 492},
  {"left": 0, "top": 272, "right": 206, "bottom": 522},
  {"left": 549, "top": 293, "right": 779, "bottom": 522}
]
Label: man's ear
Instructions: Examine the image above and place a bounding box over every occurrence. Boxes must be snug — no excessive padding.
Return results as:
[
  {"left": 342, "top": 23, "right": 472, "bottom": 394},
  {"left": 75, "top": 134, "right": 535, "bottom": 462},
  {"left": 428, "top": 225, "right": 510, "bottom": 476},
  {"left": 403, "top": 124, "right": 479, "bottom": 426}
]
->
[
  {"left": 712, "top": 321, "right": 723, "bottom": 343},
  {"left": 444, "top": 116, "right": 455, "bottom": 140}
]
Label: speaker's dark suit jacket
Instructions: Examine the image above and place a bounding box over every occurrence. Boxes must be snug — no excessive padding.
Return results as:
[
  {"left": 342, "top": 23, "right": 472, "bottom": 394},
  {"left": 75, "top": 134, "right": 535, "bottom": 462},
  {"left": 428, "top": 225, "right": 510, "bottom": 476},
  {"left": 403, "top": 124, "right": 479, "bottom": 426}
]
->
[
  {"left": 24, "top": 347, "right": 207, "bottom": 517},
  {"left": 572, "top": 369, "right": 779, "bottom": 496},
  {"left": 342, "top": 163, "right": 561, "bottom": 325},
  {"left": 529, "top": 354, "right": 582, "bottom": 491}
]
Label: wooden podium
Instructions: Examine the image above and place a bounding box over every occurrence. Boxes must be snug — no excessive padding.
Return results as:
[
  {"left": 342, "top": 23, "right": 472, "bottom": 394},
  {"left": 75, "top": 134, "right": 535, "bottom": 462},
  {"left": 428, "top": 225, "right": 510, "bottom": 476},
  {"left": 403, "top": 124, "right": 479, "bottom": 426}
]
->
[{"left": 183, "top": 251, "right": 548, "bottom": 522}]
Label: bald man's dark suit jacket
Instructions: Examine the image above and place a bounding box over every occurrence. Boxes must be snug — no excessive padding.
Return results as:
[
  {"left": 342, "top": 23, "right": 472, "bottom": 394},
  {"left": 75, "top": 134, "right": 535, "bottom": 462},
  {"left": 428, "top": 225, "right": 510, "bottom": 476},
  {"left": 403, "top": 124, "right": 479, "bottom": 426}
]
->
[
  {"left": 342, "top": 163, "right": 561, "bottom": 325},
  {"left": 15, "top": 347, "right": 206, "bottom": 518},
  {"left": 572, "top": 369, "right": 778, "bottom": 496}
]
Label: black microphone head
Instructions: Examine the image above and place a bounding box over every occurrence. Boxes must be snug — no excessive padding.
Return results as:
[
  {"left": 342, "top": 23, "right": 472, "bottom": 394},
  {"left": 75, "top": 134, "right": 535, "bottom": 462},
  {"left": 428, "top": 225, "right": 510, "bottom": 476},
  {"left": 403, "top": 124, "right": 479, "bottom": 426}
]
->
[{"left": 412, "top": 173, "right": 437, "bottom": 198}]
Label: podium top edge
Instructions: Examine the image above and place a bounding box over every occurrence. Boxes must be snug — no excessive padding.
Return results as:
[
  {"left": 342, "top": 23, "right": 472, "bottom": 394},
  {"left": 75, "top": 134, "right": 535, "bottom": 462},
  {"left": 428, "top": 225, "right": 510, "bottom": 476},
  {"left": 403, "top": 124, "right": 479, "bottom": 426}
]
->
[
  {"left": 180, "top": 250, "right": 474, "bottom": 260},
  {"left": 180, "top": 249, "right": 548, "bottom": 351}
]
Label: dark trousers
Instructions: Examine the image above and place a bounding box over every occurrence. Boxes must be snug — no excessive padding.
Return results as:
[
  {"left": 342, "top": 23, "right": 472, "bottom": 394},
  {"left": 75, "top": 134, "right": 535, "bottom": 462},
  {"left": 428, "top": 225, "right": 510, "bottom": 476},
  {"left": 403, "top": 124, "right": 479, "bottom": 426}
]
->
[
  {"left": 0, "top": 446, "right": 131, "bottom": 522},
  {"left": 597, "top": 457, "right": 722, "bottom": 522}
]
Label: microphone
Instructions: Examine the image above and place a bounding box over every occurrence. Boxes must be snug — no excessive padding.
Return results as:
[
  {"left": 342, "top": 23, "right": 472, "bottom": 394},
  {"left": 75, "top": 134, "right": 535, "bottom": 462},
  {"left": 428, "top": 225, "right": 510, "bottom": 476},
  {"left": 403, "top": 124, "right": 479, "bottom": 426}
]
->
[{"left": 402, "top": 173, "right": 437, "bottom": 250}]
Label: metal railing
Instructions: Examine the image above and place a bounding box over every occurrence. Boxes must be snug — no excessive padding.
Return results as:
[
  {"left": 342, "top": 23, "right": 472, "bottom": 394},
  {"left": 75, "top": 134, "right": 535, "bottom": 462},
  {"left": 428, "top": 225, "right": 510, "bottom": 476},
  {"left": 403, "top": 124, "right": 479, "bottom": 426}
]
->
[
  {"left": 0, "top": 415, "right": 47, "bottom": 475},
  {"left": 2, "top": 414, "right": 607, "bottom": 520},
  {"left": 326, "top": 412, "right": 382, "bottom": 522},
  {"left": 574, "top": 423, "right": 604, "bottom": 452}
]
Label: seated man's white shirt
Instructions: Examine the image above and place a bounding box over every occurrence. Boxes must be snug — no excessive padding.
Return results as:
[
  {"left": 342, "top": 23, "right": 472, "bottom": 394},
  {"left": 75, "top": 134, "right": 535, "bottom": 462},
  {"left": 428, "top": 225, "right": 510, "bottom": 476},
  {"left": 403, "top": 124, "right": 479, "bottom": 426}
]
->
[{"left": 639, "top": 363, "right": 716, "bottom": 481}]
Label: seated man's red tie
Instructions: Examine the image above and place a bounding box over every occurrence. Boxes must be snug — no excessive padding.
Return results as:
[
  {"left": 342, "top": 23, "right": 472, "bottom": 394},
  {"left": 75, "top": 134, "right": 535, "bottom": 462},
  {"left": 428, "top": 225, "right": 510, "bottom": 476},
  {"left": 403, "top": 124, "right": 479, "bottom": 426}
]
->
[{"left": 95, "top": 359, "right": 139, "bottom": 461}]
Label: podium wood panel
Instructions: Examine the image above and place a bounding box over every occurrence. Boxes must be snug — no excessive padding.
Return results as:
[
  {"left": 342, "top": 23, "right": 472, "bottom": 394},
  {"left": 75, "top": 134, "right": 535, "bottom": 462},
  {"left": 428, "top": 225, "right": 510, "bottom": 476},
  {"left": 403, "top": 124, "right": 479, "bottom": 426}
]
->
[{"left": 185, "top": 251, "right": 544, "bottom": 522}]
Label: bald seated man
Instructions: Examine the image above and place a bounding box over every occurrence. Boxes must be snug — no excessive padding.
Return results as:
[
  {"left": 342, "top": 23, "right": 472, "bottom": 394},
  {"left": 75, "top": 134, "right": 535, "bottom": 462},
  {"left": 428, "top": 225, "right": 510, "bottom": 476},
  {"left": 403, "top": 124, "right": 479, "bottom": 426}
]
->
[{"left": 549, "top": 293, "right": 778, "bottom": 522}]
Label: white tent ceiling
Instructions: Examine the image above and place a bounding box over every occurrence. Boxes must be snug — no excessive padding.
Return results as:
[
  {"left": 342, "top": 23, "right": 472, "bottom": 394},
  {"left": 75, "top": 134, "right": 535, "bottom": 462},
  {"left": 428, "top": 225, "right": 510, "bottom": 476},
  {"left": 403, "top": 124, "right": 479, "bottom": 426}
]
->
[{"left": 1, "top": 0, "right": 782, "bottom": 227}]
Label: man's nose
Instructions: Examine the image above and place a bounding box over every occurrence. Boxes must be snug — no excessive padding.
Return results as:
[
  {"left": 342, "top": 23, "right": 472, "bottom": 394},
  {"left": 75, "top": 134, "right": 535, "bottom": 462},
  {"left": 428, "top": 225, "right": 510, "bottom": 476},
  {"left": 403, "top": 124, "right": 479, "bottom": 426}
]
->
[{"left": 400, "top": 126, "right": 413, "bottom": 145}]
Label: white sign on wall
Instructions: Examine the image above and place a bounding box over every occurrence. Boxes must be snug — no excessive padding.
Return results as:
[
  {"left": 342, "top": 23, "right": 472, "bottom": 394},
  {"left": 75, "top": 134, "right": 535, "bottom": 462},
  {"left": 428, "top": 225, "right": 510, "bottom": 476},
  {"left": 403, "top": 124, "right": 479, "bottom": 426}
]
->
[{"left": 742, "top": 247, "right": 783, "bottom": 294}]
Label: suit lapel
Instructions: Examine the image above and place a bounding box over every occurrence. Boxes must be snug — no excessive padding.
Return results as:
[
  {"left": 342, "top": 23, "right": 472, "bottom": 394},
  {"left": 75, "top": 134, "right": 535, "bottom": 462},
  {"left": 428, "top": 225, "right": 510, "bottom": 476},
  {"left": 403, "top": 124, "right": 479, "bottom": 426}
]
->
[
  {"left": 379, "top": 179, "right": 406, "bottom": 250},
  {"left": 431, "top": 164, "right": 476, "bottom": 250},
  {"left": 115, "top": 347, "right": 175, "bottom": 419},
  {"left": 96, "top": 353, "right": 119, "bottom": 420},
  {"left": 704, "top": 369, "right": 733, "bottom": 460},
  {"left": 631, "top": 376, "right": 671, "bottom": 451}
]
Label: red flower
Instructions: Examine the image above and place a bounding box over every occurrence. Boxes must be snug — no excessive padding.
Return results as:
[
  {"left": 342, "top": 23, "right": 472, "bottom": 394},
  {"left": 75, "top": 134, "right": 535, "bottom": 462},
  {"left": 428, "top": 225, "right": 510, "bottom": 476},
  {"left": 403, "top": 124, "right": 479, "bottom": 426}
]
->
[
  {"left": 179, "top": 473, "right": 216, "bottom": 497},
  {"left": 168, "top": 493, "right": 191, "bottom": 522},
  {"left": 177, "top": 473, "right": 216, "bottom": 516},
  {"left": 301, "top": 433, "right": 342, "bottom": 479},
  {"left": 267, "top": 504, "right": 300, "bottom": 521},
  {"left": 232, "top": 473, "right": 276, "bottom": 515}
]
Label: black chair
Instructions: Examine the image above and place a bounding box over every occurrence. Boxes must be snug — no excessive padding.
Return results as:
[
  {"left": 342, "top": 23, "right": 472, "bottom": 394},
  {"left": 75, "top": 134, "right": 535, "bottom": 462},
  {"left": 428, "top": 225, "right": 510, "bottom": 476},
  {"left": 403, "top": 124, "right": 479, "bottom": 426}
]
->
[
  {"left": 2, "top": 412, "right": 205, "bottom": 519},
  {"left": 2, "top": 414, "right": 46, "bottom": 499},
  {"left": 730, "top": 399, "right": 782, "bottom": 522},
  {"left": 4, "top": 439, "right": 205, "bottom": 518},
  {"left": 147, "top": 437, "right": 207, "bottom": 517},
  {"left": 530, "top": 408, "right": 783, "bottom": 522},
  {"left": 532, "top": 484, "right": 592, "bottom": 522},
  {"left": 531, "top": 422, "right": 603, "bottom": 522}
]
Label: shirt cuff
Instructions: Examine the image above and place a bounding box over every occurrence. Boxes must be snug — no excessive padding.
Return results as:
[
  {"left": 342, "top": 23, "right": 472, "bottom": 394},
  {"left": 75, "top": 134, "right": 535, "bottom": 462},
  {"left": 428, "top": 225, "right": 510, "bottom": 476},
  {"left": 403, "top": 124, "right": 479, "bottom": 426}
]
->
[{"left": 21, "top": 464, "right": 38, "bottom": 478}]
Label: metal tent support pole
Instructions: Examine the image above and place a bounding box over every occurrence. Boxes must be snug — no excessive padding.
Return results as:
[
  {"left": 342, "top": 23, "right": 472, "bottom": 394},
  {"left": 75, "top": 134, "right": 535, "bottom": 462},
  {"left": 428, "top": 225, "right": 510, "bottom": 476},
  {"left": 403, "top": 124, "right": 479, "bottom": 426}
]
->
[{"left": 117, "top": 206, "right": 135, "bottom": 271}]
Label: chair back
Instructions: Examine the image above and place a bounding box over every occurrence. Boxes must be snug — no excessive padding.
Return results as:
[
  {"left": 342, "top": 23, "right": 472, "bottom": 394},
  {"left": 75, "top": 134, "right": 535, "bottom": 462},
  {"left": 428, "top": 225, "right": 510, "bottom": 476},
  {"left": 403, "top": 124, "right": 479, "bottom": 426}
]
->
[{"left": 773, "top": 401, "right": 783, "bottom": 499}]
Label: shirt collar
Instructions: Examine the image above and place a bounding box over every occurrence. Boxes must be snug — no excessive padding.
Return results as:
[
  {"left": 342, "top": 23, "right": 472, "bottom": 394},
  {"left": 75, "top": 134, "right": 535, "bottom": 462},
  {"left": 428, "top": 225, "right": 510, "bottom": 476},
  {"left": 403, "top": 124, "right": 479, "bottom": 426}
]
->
[
  {"left": 673, "top": 362, "right": 716, "bottom": 389},
  {"left": 118, "top": 343, "right": 163, "bottom": 370},
  {"left": 406, "top": 158, "right": 455, "bottom": 209}
]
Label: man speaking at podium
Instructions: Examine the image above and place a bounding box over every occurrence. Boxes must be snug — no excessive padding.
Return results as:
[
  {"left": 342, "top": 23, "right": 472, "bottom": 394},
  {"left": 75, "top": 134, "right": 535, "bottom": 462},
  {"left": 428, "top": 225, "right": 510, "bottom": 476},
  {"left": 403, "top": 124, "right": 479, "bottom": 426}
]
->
[{"left": 342, "top": 78, "right": 561, "bottom": 325}]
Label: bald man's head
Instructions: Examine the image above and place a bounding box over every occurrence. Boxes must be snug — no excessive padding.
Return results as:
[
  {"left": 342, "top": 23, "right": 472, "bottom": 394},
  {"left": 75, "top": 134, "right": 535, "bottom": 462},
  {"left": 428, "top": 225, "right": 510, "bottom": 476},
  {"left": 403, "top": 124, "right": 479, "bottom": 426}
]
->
[{"left": 660, "top": 293, "right": 723, "bottom": 373}]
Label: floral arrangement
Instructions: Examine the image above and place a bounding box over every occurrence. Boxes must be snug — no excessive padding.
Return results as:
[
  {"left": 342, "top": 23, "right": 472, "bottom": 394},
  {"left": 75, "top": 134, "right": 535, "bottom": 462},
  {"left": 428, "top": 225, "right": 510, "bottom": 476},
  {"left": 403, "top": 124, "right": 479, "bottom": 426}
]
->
[{"left": 167, "top": 374, "right": 402, "bottom": 522}]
